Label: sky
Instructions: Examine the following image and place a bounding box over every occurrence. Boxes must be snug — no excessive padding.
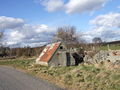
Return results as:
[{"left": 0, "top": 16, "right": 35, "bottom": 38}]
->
[{"left": 0, "top": 0, "right": 120, "bottom": 47}]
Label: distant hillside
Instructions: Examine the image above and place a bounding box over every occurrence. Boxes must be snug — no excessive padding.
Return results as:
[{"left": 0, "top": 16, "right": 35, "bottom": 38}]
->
[{"left": 105, "top": 40, "right": 120, "bottom": 44}]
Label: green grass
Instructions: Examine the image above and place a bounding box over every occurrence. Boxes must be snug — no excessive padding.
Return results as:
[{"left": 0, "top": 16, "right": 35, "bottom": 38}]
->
[
  {"left": 0, "top": 59, "right": 120, "bottom": 90},
  {"left": 100, "top": 45, "right": 120, "bottom": 50},
  {"left": 0, "top": 59, "right": 34, "bottom": 69}
]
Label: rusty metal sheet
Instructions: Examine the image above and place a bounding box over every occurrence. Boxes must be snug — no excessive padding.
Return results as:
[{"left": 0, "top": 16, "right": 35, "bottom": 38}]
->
[
  {"left": 112, "top": 51, "right": 120, "bottom": 56},
  {"left": 37, "top": 42, "right": 61, "bottom": 62}
]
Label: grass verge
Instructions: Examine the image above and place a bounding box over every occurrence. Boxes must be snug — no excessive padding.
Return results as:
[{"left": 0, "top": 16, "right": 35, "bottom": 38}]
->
[{"left": 0, "top": 59, "right": 120, "bottom": 90}]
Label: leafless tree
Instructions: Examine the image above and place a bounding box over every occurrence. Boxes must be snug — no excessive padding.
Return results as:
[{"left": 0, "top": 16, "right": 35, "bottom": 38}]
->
[
  {"left": 92, "top": 37, "right": 102, "bottom": 44},
  {"left": 53, "top": 26, "right": 79, "bottom": 44},
  {"left": 0, "top": 32, "right": 4, "bottom": 46}
]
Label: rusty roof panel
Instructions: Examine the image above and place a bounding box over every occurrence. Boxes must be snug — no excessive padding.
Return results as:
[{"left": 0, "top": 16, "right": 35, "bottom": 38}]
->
[
  {"left": 37, "top": 42, "right": 61, "bottom": 62},
  {"left": 112, "top": 51, "right": 120, "bottom": 56}
]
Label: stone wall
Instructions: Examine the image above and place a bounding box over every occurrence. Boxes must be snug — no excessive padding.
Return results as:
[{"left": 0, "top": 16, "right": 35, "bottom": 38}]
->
[
  {"left": 107, "top": 50, "right": 120, "bottom": 62},
  {"left": 84, "top": 50, "right": 120, "bottom": 63}
]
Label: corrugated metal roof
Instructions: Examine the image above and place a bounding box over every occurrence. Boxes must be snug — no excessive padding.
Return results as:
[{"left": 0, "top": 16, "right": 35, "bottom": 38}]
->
[{"left": 37, "top": 42, "right": 61, "bottom": 62}]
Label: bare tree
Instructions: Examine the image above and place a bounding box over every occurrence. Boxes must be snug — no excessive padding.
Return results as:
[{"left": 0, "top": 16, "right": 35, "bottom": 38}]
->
[
  {"left": 92, "top": 37, "right": 102, "bottom": 44},
  {"left": 53, "top": 26, "right": 79, "bottom": 44},
  {"left": 0, "top": 32, "right": 3, "bottom": 39},
  {"left": 0, "top": 32, "right": 4, "bottom": 46}
]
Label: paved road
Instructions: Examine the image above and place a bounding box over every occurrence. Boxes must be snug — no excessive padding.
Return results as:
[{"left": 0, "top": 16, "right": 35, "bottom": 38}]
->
[{"left": 0, "top": 66, "right": 63, "bottom": 90}]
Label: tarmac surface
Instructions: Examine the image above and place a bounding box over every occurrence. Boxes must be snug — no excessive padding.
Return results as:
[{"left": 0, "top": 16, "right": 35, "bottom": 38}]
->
[{"left": 0, "top": 66, "right": 63, "bottom": 90}]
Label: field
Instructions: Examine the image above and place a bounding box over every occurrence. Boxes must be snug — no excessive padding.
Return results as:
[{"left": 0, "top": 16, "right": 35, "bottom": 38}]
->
[
  {"left": 100, "top": 44, "right": 120, "bottom": 50},
  {"left": 0, "top": 59, "right": 120, "bottom": 90}
]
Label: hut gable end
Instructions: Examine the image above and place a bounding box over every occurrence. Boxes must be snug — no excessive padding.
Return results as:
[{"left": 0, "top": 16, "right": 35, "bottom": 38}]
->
[
  {"left": 36, "top": 42, "right": 75, "bottom": 66},
  {"left": 36, "top": 42, "right": 61, "bottom": 64}
]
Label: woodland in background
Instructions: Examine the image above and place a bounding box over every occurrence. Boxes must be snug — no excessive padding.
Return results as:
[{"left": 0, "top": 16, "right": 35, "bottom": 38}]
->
[
  {"left": 0, "top": 46, "right": 45, "bottom": 58},
  {"left": 0, "top": 43, "right": 105, "bottom": 58}
]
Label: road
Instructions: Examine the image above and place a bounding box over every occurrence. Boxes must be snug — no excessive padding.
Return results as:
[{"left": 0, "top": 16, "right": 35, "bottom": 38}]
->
[{"left": 0, "top": 66, "right": 63, "bottom": 90}]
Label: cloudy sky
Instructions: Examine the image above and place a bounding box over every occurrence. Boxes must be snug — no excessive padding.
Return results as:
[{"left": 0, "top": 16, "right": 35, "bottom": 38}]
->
[{"left": 0, "top": 0, "right": 120, "bottom": 47}]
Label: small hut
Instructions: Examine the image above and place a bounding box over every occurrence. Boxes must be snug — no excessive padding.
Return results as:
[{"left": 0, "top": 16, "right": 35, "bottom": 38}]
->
[{"left": 36, "top": 42, "right": 75, "bottom": 66}]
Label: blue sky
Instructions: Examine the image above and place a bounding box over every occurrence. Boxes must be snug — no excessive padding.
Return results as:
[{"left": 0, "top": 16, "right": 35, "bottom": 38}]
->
[{"left": 0, "top": 0, "right": 120, "bottom": 47}]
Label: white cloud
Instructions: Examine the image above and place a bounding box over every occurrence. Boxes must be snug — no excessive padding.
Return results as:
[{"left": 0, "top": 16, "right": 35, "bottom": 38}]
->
[
  {"left": 90, "top": 13, "right": 120, "bottom": 28},
  {"left": 39, "top": 0, "right": 108, "bottom": 14},
  {"left": 82, "top": 29, "right": 120, "bottom": 42},
  {"left": 65, "top": 0, "right": 107, "bottom": 14},
  {"left": 82, "top": 13, "right": 120, "bottom": 42},
  {"left": 35, "top": 24, "right": 52, "bottom": 33},
  {"left": 0, "top": 16, "right": 24, "bottom": 31},
  {"left": 1, "top": 12, "right": 120, "bottom": 47},
  {"left": 41, "top": 0, "right": 64, "bottom": 12},
  {"left": 5, "top": 24, "right": 55, "bottom": 47},
  {"left": 0, "top": 16, "right": 55, "bottom": 47},
  {"left": 10, "top": 30, "right": 25, "bottom": 41},
  {"left": 101, "top": 30, "right": 120, "bottom": 41}
]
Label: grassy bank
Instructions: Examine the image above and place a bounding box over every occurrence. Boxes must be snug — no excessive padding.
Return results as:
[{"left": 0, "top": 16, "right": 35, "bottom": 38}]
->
[
  {"left": 0, "top": 59, "right": 33, "bottom": 69},
  {"left": 100, "top": 45, "right": 120, "bottom": 50},
  {"left": 0, "top": 59, "right": 120, "bottom": 90}
]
